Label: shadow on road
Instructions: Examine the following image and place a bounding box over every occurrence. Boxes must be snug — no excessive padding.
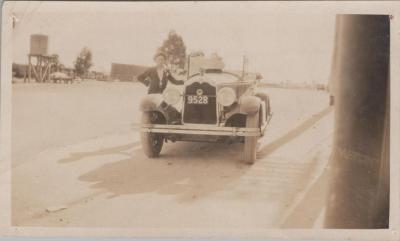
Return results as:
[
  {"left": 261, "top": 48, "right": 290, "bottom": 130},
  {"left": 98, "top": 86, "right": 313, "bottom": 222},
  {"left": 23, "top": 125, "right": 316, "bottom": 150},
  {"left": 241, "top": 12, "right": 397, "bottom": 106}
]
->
[
  {"left": 58, "top": 142, "right": 140, "bottom": 163},
  {"left": 258, "top": 106, "right": 333, "bottom": 158},
  {"left": 57, "top": 106, "right": 332, "bottom": 204},
  {"left": 76, "top": 142, "right": 250, "bottom": 202}
]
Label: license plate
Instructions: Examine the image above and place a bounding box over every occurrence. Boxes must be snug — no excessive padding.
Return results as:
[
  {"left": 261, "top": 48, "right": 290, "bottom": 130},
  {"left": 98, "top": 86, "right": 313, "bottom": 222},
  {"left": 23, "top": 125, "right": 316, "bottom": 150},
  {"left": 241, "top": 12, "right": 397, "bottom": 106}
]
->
[{"left": 187, "top": 95, "right": 209, "bottom": 104}]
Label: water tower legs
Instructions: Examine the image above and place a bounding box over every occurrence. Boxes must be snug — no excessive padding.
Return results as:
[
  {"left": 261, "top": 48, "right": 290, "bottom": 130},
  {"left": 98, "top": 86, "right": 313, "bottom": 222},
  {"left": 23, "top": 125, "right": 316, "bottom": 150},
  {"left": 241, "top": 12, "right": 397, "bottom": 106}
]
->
[{"left": 27, "top": 54, "right": 55, "bottom": 83}]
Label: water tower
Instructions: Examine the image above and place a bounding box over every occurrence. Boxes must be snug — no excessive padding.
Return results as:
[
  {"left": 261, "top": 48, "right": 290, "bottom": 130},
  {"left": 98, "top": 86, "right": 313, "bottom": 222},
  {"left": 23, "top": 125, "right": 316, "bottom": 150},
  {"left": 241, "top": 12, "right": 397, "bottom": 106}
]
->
[{"left": 27, "top": 34, "right": 56, "bottom": 82}]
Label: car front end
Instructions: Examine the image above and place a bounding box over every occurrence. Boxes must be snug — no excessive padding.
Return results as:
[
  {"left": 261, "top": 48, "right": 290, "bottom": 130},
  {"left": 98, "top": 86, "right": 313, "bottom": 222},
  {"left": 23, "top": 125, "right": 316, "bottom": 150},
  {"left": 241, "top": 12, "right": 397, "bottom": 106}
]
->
[{"left": 139, "top": 60, "right": 272, "bottom": 163}]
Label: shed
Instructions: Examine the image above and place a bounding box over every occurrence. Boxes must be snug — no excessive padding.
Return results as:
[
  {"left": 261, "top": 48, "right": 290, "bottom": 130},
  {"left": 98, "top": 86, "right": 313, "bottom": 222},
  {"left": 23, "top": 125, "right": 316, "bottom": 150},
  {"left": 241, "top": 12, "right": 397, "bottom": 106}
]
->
[{"left": 110, "top": 63, "right": 148, "bottom": 81}]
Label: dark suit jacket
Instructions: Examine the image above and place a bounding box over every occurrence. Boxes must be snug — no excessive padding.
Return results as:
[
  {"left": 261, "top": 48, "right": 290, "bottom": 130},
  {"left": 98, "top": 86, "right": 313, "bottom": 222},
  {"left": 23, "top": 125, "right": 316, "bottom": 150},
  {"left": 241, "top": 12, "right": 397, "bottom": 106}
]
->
[{"left": 137, "top": 67, "right": 184, "bottom": 94}]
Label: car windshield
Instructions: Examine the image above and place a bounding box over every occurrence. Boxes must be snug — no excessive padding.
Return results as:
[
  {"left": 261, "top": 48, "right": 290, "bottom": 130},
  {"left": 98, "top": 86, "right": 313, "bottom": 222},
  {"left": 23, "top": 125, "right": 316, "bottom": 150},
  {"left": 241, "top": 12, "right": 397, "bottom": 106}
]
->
[{"left": 189, "top": 72, "right": 241, "bottom": 84}]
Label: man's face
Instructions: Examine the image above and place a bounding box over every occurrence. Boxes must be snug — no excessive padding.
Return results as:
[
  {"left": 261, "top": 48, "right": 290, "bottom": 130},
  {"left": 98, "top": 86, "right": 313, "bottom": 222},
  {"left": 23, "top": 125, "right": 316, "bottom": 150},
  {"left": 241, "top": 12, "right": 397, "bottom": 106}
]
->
[{"left": 155, "top": 56, "right": 166, "bottom": 67}]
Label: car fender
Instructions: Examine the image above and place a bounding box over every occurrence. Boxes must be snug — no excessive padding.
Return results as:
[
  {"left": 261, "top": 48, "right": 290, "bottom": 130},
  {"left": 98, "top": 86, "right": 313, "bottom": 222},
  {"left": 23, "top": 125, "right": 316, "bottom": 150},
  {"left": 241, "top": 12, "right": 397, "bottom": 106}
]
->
[
  {"left": 139, "top": 94, "right": 164, "bottom": 112},
  {"left": 140, "top": 94, "right": 181, "bottom": 124},
  {"left": 239, "top": 95, "right": 261, "bottom": 115}
]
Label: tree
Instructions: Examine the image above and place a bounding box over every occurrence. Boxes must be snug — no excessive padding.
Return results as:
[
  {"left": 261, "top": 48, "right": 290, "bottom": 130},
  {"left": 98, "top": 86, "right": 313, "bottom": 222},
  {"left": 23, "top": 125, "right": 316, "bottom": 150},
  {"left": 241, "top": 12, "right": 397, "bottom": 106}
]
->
[
  {"left": 74, "top": 47, "right": 93, "bottom": 78},
  {"left": 158, "top": 30, "right": 187, "bottom": 69},
  {"left": 51, "top": 54, "right": 62, "bottom": 72}
]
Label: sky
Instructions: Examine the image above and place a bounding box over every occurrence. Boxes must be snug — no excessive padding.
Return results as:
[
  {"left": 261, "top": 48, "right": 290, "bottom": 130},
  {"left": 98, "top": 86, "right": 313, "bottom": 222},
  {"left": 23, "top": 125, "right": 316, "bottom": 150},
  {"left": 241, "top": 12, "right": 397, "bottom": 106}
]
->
[{"left": 9, "top": 1, "right": 337, "bottom": 84}]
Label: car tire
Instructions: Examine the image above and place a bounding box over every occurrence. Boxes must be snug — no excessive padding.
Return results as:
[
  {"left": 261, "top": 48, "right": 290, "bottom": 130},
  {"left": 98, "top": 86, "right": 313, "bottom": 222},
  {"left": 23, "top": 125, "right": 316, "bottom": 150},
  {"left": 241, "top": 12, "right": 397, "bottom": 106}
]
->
[
  {"left": 141, "top": 112, "right": 164, "bottom": 158},
  {"left": 243, "top": 112, "right": 259, "bottom": 164},
  {"left": 255, "top": 92, "right": 271, "bottom": 118}
]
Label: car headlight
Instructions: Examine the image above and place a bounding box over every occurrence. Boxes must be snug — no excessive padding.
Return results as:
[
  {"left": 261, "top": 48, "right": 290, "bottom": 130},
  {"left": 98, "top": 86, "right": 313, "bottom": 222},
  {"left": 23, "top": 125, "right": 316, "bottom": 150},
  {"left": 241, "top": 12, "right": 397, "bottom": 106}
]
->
[
  {"left": 163, "top": 86, "right": 182, "bottom": 105},
  {"left": 217, "top": 87, "right": 236, "bottom": 106}
]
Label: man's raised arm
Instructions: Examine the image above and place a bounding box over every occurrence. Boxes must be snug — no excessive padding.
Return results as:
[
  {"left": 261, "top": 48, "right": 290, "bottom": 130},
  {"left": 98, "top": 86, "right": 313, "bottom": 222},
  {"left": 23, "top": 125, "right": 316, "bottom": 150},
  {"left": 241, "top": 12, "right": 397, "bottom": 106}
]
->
[
  {"left": 137, "top": 69, "right": 151, "bottom": 86},
  {"left": 166, "top": 70, "right": 184, "bottom": 85}
]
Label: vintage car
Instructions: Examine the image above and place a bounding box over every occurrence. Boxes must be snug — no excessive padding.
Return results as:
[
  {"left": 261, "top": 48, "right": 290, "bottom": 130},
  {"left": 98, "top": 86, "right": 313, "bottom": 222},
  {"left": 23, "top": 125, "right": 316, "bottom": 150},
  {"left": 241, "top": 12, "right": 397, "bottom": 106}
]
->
[
  {"left": 139, "top": 63, "right": 272, "bottom": 164},
  {"left": 50, "top": 71, "right": 74, "bottom": 84}
]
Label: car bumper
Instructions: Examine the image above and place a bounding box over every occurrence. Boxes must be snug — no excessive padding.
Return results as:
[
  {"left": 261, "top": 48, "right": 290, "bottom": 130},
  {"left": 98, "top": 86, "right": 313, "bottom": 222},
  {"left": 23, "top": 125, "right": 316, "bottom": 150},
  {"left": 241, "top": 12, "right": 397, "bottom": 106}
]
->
[{"left": 140, "top": 122, "right": 269, "bottom": 137}]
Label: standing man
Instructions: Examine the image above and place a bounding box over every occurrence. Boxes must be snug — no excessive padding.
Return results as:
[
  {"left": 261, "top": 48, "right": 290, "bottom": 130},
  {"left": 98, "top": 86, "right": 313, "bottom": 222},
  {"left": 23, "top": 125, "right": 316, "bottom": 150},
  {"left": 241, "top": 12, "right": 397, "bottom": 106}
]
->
[{"left": 137, "top": 52, "right": 184, "bottom": 94}]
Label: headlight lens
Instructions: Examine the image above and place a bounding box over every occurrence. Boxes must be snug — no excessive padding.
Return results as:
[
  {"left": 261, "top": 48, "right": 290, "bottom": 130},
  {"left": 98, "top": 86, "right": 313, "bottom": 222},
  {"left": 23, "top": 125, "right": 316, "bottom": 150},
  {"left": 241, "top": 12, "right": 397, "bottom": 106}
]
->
[
  {"left": 163, "top": 86, "right": 182, "bottom": 105},
  {"left": 217, "top": 87, "right": 236, "bottom": 106}
]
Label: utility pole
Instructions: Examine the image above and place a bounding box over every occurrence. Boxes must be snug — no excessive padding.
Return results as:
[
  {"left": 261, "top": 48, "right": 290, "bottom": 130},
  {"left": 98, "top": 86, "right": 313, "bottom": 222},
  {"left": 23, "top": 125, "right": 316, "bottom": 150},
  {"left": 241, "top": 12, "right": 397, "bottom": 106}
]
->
[
  {"left": 186, "top": 55, "right": 191, "bottom": 79},
  {"left": 242, "top": 55, "right": 248, "bottom": 79},
  {"left": 324, "top": 14, "right": 390, "bottom": 229}
]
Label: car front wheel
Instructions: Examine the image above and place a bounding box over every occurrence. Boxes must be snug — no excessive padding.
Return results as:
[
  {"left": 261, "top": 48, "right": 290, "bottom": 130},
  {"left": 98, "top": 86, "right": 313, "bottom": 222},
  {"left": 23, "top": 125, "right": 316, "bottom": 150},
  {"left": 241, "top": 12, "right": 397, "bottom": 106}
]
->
[
  {"left": 141, "top": 112, "right": 164, "bottom": 158},
  {"left": 243, "top": 112, "right": 259, "bottom": 164}
]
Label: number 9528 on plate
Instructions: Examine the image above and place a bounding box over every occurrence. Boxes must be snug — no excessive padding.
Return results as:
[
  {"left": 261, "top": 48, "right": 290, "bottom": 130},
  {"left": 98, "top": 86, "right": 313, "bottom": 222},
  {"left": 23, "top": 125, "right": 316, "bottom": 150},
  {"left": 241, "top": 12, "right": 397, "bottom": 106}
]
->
[{"left": 187, "top": 95, "right": 209, "bottom": 104}]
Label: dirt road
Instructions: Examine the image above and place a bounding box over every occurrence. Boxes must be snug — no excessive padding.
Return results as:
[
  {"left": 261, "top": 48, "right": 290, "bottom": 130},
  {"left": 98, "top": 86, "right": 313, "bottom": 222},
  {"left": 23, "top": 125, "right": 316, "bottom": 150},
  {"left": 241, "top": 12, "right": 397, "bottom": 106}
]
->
[{"left": 11, "top": 81, "right": 333, "bottom": 229}]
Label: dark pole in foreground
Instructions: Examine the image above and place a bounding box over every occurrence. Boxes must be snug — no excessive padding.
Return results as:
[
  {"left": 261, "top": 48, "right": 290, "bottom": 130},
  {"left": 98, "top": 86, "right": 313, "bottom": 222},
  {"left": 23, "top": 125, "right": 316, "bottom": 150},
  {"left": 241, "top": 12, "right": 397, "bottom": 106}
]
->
[{"left": 324, "top": 14, "right": 390, "bottom": 228}]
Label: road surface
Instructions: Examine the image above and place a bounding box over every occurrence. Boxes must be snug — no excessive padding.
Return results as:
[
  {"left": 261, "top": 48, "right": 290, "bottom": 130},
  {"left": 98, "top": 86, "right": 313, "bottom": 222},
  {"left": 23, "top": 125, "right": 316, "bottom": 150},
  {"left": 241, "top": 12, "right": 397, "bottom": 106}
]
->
[{"left": 11, "top": 81, "right": 333, "bottom": 229}]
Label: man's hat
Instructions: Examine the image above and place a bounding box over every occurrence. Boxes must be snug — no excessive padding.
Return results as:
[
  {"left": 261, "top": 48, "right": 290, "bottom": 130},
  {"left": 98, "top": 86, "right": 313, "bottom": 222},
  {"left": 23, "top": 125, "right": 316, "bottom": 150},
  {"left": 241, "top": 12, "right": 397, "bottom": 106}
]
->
[{"left": 154, "top": 52, "right": 167, "bottom": 60}]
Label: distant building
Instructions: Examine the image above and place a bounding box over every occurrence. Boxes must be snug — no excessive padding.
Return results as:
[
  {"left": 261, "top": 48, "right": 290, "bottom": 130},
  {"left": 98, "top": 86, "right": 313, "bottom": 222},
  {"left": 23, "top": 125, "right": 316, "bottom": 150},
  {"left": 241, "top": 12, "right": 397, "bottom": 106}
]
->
[
  {"left": 87, "top": 70, "right": 107, "bottom": 81},
  {"left": 12, "top": 63, "right": 28, "bottom": 78},
  {"left": 110, "top": 63, "right": 148, "bottom": 81},
  {"left": 60, "top": 66, "right": 75, "bottom": 78}
]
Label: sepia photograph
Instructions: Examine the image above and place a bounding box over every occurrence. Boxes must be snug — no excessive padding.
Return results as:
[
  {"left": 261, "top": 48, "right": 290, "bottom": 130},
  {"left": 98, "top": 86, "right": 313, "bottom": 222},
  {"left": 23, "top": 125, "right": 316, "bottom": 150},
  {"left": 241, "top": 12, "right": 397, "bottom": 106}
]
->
[{"left": 0, "top": 1, "right": 399, "bottom": 240}]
